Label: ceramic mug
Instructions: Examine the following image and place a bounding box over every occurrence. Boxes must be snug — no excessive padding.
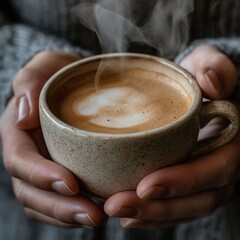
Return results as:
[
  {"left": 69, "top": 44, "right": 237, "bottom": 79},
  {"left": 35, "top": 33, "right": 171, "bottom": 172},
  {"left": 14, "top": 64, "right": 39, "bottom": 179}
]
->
[{"left": 39, "top": 53, "right": 240, "bottom": 198}]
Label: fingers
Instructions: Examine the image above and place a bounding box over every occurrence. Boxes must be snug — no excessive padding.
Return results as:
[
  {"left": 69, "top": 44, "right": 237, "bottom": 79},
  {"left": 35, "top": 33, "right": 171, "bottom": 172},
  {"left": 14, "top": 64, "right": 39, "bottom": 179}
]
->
[
  {"left": 104, "top": 130, "right": 239, "bottom": 229},
  {"left": 136, "top": 135, "right": 240, "bottom": 200},
  {"left": 24, "top": 208, "right": 81, "bottom": 228},
  {"left": 13, "top": 51, "right": 80, "bottom": 129},
  {"left": 1, "top": 98, "right": 79, "bottom": 195},
  {"left": 13, "top": 178, "right": 107, "bottom": 228},
  {"left": 104, "top": 185, "right": 234, "bottom": 228},
  {"left": 179, "top": 44, "right": 237, "bottom": 99},
  {"left": 1, "top": 98, "right": 107, "bottom": 228}
]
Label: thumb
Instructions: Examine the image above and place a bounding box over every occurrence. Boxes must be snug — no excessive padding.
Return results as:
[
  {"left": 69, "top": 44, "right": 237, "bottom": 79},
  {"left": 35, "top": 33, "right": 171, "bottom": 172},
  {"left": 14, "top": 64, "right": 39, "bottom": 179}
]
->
[
  {"left": 179, "top": 44, "right": 237, "bottom": 99},
  {"left": 13, "top": 51, "right": 80, "bottom": 129},
  {"left": 14, "top": 68, "right": 47, "bottom": 129}
]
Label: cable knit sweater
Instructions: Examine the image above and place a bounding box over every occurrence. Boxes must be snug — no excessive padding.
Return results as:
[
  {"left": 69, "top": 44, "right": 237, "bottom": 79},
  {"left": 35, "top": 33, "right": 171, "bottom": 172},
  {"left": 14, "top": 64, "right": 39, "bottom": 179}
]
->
[{"left": 1, "top": 1, "right": 240, "bottom": 240}]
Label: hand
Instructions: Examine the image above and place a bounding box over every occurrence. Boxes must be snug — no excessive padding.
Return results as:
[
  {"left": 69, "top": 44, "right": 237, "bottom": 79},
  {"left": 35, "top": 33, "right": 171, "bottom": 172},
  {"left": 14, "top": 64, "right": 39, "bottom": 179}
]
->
[
  {"left": 0, "top": 51, "right": 107, "bottom": 228},
  {"left": 104, "top": 44, "right": 240, "bottom": 229}
]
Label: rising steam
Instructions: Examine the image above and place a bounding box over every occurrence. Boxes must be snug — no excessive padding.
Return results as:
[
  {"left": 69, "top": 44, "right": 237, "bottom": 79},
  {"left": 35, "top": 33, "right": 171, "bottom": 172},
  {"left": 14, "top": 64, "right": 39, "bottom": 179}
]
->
[
  {"left": 72, "top": 0, "right": 194, "bottom": 57},
  {"left": 71, "top": 0, "right": 194, "bottom": 87}
]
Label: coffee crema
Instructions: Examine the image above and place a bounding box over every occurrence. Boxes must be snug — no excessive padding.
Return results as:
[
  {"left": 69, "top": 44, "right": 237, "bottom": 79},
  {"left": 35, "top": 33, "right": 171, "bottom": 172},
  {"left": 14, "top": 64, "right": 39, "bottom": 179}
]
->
[{"left": 50, "top": 69, "right": 191, "bottom": 134}]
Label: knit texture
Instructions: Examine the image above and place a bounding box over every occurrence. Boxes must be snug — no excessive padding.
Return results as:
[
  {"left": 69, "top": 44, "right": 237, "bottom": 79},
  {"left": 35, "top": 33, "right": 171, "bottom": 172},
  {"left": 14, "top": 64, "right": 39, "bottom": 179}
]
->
[{"left": 1, "top": 1, "right": 240, "bottom": 240}]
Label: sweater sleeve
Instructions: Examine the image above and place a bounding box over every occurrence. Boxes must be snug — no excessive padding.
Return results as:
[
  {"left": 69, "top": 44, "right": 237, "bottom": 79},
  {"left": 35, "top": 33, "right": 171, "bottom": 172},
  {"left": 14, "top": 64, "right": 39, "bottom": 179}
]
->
[{"left": 0, "top": 23, "right": 93, "bottom": 115}]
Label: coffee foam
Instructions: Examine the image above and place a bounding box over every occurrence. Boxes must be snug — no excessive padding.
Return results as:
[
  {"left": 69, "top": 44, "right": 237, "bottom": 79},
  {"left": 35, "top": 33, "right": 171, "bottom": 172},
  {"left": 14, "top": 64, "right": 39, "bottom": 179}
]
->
[
  {"left": 52, "top": 69, "right": 191, "bottom": 134},
  {"left": 73, "top": 86, "right": 153, "bottom": 128}
]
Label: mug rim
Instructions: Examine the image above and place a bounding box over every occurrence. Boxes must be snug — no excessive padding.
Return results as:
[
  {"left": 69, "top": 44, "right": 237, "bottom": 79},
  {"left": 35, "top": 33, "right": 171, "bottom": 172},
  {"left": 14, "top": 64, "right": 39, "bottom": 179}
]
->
[{"left": 39, "top": 53, "right": 202, "bottom": 139}]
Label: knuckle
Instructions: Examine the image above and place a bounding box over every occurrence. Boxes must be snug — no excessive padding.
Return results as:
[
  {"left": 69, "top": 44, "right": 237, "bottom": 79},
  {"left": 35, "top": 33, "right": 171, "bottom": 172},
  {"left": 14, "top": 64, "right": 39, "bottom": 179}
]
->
[
  {"left": 2, "top": 148, "right": 22, "bottom": 177},
  {"left": 52, "top": 205, "right": 63, "bottom": 221},
  {"left": 14, "top": 67, "right": 33, "bottom": 86},
  {"left": 202, "top": 196, "right": 219, "bottom": 216},
  {"left": 23, "top": 208, "right": 34, "bottom": 219},
  {"left": 211, "top": 53, "right": 228, "bottom": 66},
  {"left": 12, "top": 179, "right": 27, "bottom": 206},
  {"left": 28, "top": 158, "right": 56, "bottom": 188},
  {"left": 5, "top": 146, "right": 27, "bottom": 177},
  {"left": 13, "top": 67, "right": 46, "bottom": 93},
  {"left": 4, "top": 145, "right": 39, "bottom": 184},
  {"left": 26, "top": 159, "right": 47, "bottom": 187},
  {"left": 154, "top": 203, "right": 170, "bottom": 220},
  {"left": 23, "top": 208, "right": 74, "bottom": 228},
  {"left": 28, "top": 165, "right": 38, "bottom": 186},
  {"left": 206, "top": 52, "right": 231, "bottom": 70},
  {"left": 3, "top": 155, "right": 15, "bottom": 176},
  {"left": 35, "top": 50, "right": 51, "bottom": 57},
  {"left": 219, "top": 157, "right": 238, "bottom": 186},
  {"left": 34, "top": 51, "right": 80, "bottom": 67},
  {"left": 33, "top": 51, "right": 53, "bottom": 61},
  {"left": 182, "top": 172, "right": 198, "bottom": 195},
  {"left": 171, "top": 166, "right": 198, "bottom": 196},
  {"left": 185, "top": 179, "right": 195, "bottom": 194}
]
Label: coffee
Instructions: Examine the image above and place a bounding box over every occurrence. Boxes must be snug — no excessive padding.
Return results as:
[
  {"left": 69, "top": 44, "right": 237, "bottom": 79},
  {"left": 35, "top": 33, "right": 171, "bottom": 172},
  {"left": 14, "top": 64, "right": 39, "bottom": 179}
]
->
[{"left": 50, "top": 69, "right": 191, "bottom": 134}]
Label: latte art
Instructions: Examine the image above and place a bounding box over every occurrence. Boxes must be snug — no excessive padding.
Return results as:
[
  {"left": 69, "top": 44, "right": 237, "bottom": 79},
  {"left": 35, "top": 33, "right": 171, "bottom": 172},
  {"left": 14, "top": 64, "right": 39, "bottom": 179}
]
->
[
  {"left": 74, "top": 86, "right": 154, "bottom": 128},
  {"left": 51, "top": 69, "right": 191, "bottom": 134}
]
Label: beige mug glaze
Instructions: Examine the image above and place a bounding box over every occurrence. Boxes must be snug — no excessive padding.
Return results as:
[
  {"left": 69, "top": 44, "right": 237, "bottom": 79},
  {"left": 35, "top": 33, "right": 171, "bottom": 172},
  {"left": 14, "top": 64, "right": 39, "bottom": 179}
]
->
[{"left": 39, "top": 53, "right": 240, "bottom": 198}]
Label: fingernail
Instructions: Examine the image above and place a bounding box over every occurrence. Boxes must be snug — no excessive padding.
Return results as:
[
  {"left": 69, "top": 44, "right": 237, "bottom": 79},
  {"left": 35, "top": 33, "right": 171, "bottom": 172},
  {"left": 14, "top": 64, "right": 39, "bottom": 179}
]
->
[
  {"left": 74, "top": 213, "right": 97, "bottom": 227},
  {"left": 141, "top": 185, "right": 169, "bottom": 199},
  {"left": 205, "top": 69, "right": 222, "bottom": 98},
  {"left": 109, "top": 206, "right": 137, "bottom": 217},
  {"left": 17, "top": 95, "right": 30, "bottom": 123},
  {"left": 51, "top": 180, "right": 77, "bottom": 195}
]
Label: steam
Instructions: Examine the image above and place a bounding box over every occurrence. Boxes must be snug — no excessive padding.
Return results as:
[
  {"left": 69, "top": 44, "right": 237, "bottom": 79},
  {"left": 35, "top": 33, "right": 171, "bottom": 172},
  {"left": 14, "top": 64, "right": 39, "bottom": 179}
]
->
[
  {"left": 71, "top": 0, "right": 194, "bottom": 87},
  {"left": 72, "top": 0, "right": 194, "bottom": 56},
  {"left": 72, "top": 3, "right": 148, "bottom": 54}
]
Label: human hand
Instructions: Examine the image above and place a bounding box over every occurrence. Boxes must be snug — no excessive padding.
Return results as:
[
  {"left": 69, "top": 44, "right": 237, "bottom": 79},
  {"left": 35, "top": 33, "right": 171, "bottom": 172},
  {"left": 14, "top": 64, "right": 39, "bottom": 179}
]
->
[
  {"left": 0, "top": 51, "right": 107, "bottom": 228},
  {"left": 104, "top": 44, "right": 239, "bottom": 228}
]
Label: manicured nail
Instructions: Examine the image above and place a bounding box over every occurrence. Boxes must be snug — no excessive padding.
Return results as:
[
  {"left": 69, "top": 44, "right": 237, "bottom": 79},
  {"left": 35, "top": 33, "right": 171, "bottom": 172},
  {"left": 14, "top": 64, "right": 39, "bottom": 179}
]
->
[
  {"left": 205, "top": 69, "right": 222, "bottom": 98},
  {"left": 17, "top": 95, "right": 30, "bottom": 123},
  {"left": 74, "top": 213, "right": 97, "bottom": 227},
  {"left": 109, "top": 206, "right": 137, "bottom": 218},
  {"left": 51, "top": 180, "right": 77, "bottom": 195},
  {"left": 141, "top": 185, "right": 169, "bottom": 199}
]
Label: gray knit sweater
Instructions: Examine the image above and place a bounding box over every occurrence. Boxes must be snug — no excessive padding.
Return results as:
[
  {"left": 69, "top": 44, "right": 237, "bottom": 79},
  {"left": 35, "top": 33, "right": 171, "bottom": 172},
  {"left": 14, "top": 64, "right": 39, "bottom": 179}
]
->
[{"left": 1, "top": 1, "right": 240, "bottom": 240}]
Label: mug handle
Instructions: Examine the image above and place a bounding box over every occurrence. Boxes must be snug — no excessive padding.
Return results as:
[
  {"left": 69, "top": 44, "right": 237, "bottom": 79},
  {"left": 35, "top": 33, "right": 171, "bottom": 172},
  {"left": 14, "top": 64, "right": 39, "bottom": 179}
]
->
[{"left": 192, "top": 100, "right": 240, "bottom": 158}]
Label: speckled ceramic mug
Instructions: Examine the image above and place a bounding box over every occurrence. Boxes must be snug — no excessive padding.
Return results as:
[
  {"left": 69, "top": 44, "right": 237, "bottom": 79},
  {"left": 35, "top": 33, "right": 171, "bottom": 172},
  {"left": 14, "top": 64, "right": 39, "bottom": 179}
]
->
[{"left": 39, "top": 53, "right": 240, "bottom": 198}]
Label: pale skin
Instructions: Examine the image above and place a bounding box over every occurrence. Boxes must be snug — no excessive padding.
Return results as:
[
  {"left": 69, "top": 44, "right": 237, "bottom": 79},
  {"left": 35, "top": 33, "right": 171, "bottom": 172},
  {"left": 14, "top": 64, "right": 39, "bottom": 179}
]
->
[{"left": 0, "top": 45, "right": 240, "bottom": 229}]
